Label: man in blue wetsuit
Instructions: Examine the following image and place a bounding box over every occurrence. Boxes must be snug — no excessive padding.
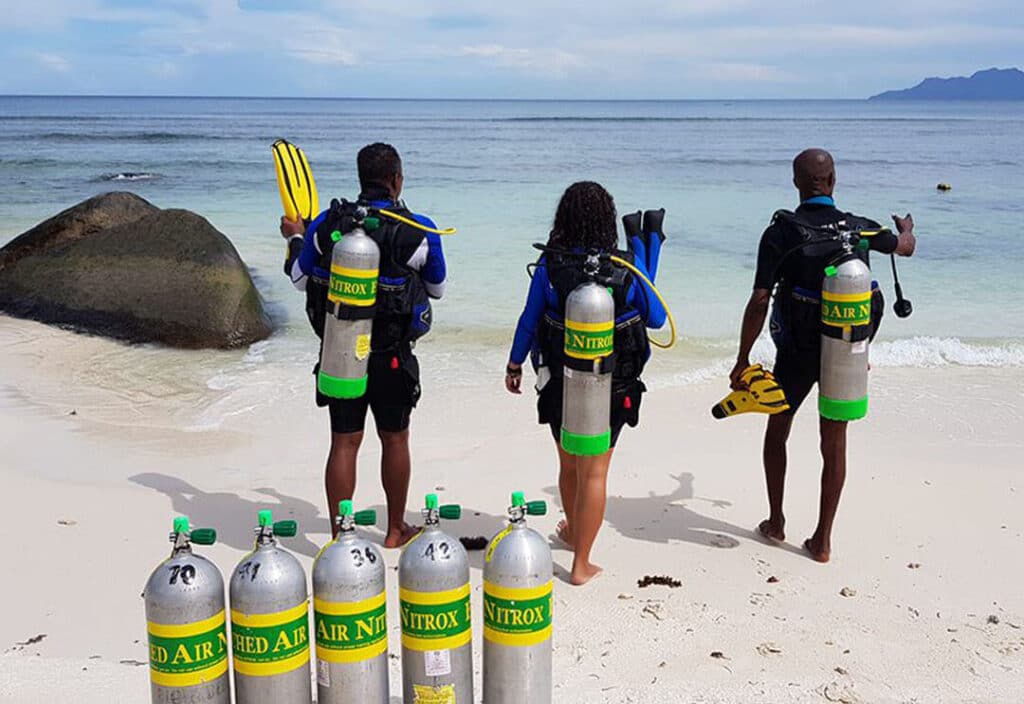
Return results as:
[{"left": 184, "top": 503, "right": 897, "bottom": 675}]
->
[
  {"left": 730, "top": 149, "right": 916, "bottom": 562},
  {"left": 281, "top": 143, "right": 446, "bottom": 546}
]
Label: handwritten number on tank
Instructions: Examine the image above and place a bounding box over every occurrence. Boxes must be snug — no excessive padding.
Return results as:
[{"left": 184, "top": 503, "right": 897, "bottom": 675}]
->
[
  {"left": 424, "top": 541, "right": 451, "bottom": 561},
  {"left": 237, "top": 561, "right": 262, "bottom": 581},
  {"left": 168, "top": 564, "right": 196, "bottom": 586},
  {"left": 350, "top": 548, "right": 377, "bottom": 568}
]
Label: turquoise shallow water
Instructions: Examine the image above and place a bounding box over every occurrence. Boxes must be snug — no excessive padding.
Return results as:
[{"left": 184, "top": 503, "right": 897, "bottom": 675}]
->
[{"left": 1, "top": 96, "right": 1022, "bottom": 409}]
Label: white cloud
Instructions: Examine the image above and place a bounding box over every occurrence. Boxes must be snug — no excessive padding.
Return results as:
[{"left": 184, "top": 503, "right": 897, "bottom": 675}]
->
[
  {"left": 459, "top": 45, "right": 584, "bottom": 77},
  {"left": 703, "top": 62, "right": 793, "bottom": 83},
  {"left": 34, "top": 52, "right": 71, "bottom": 73}
]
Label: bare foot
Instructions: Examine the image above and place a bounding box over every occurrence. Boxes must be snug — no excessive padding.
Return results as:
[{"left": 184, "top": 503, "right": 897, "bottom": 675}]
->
[
  {"left": 555, "top": 519, "right": 574, "bottom": 549},
  {"left": 803, "top": 538, "right": 830, "bottom": 563},
  {"left": 569, "top": 560, "right": 603, "bottom": 586},
  {"left": 757, "top": 519, "right": 786, "bottom": 542},
  {"left": 384, "top": 523, "right": 419, "bottom": 549}
]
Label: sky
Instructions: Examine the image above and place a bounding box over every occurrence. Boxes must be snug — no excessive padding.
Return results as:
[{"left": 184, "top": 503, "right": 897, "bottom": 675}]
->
[{"left": 1, "top": 0, "right": 1022, "bottom": 99}]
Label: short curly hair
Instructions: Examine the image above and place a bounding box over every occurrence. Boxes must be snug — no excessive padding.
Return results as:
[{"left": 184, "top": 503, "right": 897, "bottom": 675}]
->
[{"left": 548, "top": 181, "right": 618, "bottom": 251}]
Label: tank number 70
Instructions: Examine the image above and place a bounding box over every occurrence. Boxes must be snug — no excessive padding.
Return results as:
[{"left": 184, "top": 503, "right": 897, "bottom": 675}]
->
[{"left": 168, "top": 564, "right": 196, "bottom": 586}]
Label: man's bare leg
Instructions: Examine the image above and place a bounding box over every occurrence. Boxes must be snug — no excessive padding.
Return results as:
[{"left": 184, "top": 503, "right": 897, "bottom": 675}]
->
[
  {"left": 326, "top": 431, "right": 363, "bottom": 537},
  {"left": 555, "top": 444, "right": 578, "bottom": 547},
  {"left": 804, "top": 417, "right": 847, "bottom": 563},
  {"left": 379, "top": 429, "right": 417, "bottom": 548},
  {"left": 759, "top": 413, "right": 793, "bottom": 541}
]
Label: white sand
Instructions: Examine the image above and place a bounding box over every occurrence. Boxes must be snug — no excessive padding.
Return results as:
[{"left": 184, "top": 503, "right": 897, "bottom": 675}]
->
[{"left": 2, "top": 316, "right": 1023, "bottom": 703}]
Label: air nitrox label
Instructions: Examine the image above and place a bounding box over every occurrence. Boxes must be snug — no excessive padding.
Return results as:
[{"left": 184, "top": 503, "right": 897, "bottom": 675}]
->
[
  {"left": 483, "top": 580, "right": 553, "bottom": 647},
  {"left": 230, "top": 601, "right": 310, "bottom": 676},
  {"left": 400, "top": 584, "right": 472, "bottom": 651},
  {"left": 564, "top": 319, "right": 614, "bottom": 360},
  {"left": 148, "top": 610, "right": 229, "bottom": 687},
  {"left": 328, "top": 265, "right": 378, "bottom": 307},
  {"left": 821, "top": 291, "right": 871, "bottom": 328},
  {"left": 314, "top": 592, "right": 388, "bottom": 663}
]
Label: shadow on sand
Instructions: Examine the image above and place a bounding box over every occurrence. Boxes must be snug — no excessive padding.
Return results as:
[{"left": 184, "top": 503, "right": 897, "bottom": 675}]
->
[{"left": 131, "top": 473, "right": 328, "bottom": 558}]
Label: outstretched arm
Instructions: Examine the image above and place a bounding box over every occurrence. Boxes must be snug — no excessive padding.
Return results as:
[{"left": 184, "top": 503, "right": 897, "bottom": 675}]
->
[
  {"left": 730, "top": 288, "right": 771, "bottom": 389},
  {"left": 891, "top": 213, "right": 916, "bottom": 256}
]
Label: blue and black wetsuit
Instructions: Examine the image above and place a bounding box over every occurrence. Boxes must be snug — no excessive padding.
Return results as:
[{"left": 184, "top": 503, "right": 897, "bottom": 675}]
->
[
  {"left": 285, "top": 192, "right": 447, "bottom": 435},
  {"left": 754, "top": 195, "right": 897, "bottom": 413},
  {"left": 509, "top": 250, "right": 666, "bottom": 448}
]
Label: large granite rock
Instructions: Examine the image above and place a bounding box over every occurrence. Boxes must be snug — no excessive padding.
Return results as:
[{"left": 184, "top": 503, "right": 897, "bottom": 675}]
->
[{"left": 0, "top": 192, "right": 273, "bottom": 348}]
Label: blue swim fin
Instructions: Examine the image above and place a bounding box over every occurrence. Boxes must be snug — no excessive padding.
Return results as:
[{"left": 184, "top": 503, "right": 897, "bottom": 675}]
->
[{"left": 641, "top": 209, "right": 666, "bottom": 281}]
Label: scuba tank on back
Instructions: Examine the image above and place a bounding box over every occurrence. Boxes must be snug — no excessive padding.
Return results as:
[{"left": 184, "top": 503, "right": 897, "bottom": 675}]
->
[
  {"left": 318, "top": 209, "right": 381, "bottom": 400},
  {"left": 483, "top": 492, "right": 553, "bottom": 704},
  {"left": 143, "top": 516, "right": 230, "bottom": 704},
  {"left": 229, "top": 511, "right": 311, "bottom": 704},
  {"left": 312, "top": 501, "right": 388, "bottom": 704},
  {"left": 398, "top": 494, "right": 471, "bottom": 704}
]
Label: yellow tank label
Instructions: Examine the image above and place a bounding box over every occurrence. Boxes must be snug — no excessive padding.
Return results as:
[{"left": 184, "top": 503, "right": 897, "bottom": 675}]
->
[
  {"left": 413, "top": 683, "right": 456, "bottom": 704},
  {"left": 483, "top": 580, "right": 553, "bottom": 647},
  {"left": 314, "top": 592, "right": 388, "bottom": 663},
  {"left": 821, "top": 290, "right": 871, "bottom": 328},
  {"left": 564, "top": 319, "right": 614, "bottom": 360},
  {"left": 355, "top": 333, "right": 371, "bottom": 361},
  {"left": 230, "top": 600, "right": 310, "bottom": 676},
  {"left": 328, "top": 265, "right": 379, "bottom": 307},
  {"left": 148, "top": 610, "right": 229, "bottom": 687},
  {"left": 399, "top": 584, "right": 472, "bottom": 651}
]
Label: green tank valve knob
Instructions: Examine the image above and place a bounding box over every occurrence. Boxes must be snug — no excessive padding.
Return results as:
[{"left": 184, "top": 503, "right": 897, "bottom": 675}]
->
[
  {"left": 273, "top": 520, "right": 298, "bottom": 538},
  {"left": 339, "top": 500, "right": 354, "bottom": 517},
  {"left": 330, "top": 230, "right": 343, "bottom": 242},
  {"left": 173, "top": 516, "right": 191, "bottom": 534},
  {"left": 363, "top": 217, "right": 380, "bottom": 232},
  {"left": 258, "top": 509, "right": 273, "bottom": 527},
  {"left": 190, "top": 528, "right": 217, "bottom": 545},
  {"left": 425, "top": 494, "right": 439, "bottom": 510},
  {"left": 511, "top": 491, "right": 525, "bottom": 508},
  {"left": 439, "top": 504, "right": 462, "bottom": 520},
  {"left": 857, "top": 238, "right": 870, "bottom": 251},
  {"left": 526, "top": 500, "right": 548, "bottom": 516},
  {"left": 354, "top": 509, "right": 377, "bottom": 526},
  {"left": 824, "top": 265, "right": 838, "bottom": 277}
]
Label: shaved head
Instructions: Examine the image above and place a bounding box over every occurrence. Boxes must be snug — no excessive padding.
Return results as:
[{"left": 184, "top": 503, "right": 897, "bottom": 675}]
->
[{"left": 793, "top": 148, "right": 835, "bottom": 199}]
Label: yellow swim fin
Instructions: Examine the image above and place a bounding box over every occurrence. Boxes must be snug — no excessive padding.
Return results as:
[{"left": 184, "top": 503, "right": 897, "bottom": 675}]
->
[
  {"left": 711, "top": 364, "right": 790, "bottom": 419},
  {"left": 272, "top": 139, "right": 319, "bottom": 223}
]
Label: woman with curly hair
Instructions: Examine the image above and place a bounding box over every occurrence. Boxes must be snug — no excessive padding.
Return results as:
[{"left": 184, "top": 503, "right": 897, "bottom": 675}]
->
[{"left": 505, "top": 181, "right": 666, "bottom": 585}]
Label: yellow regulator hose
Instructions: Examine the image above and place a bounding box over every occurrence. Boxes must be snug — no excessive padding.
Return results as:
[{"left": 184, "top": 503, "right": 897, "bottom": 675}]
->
[
  {"left": 378, "top": 209, "right": 457, "bottom": 235},
  {"left": 609, "top": 255, "right": 678, "bottom": 350}
]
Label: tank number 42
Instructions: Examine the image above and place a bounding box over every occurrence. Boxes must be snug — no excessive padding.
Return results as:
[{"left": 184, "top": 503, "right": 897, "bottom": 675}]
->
[{"left": 423, "top": 541, "right": 451, "bottom": 561}]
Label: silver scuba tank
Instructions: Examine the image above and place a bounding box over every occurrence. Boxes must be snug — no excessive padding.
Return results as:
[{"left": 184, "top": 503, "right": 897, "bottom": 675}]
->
[
  {"left": 143, "top": 516, "right": 230, "bottom": 704},
  {"left": 312, "top": 500, "right": 389, "bottom": 704},
  {"left": 561, "top": 272, "right": 616, "bottom": 456},
  {"left": 229, "top": 510, "right": 312, "bottom": 704},
  {"left": 819, "top": 237, "right": 874, "bottom": 422},
  {"left": 398, "top": 494, "right": 471, "bottom": 704},
  {"left": 318, "top": 215, "right": 381, "bottom": 400},
  {"left": 483, "top": 492, "right": 553, "bottom": 704}
]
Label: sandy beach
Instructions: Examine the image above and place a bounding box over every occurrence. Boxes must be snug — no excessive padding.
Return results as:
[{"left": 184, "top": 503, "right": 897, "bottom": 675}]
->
[{"left": 2, "top": 315, "right": 1022, "bottom": 703}]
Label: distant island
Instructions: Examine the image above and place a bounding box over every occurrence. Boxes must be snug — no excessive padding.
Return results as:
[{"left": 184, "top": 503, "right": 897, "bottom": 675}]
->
[{"left": 870, "top": 67, "right": 1024, "bottom": 100}]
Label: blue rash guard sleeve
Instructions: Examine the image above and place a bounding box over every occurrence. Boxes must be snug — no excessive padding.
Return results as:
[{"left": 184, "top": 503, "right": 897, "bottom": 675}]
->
[
  {"left": 627, "top": 257, "right": 667, "bottom": 329},
  {"left": 412, "top": 213, "right": 447, "bottom": 288},
  {"left": 509, "top": 262, "right": 551, "bottom": 365},
  {"left": 285, "top": 209, "right": 329, "bottom": 290}
]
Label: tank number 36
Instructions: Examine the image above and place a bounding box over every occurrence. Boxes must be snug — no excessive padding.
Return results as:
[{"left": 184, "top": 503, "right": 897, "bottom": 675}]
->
[
  {"left": 168, "top": 564, "right": 196, "bottom": 586},
  {"left": 423, "top": 541, "right": 451, "bottom": 561},
  {"left": 350, "top": 548, "right": 378, "bottom": 567}
]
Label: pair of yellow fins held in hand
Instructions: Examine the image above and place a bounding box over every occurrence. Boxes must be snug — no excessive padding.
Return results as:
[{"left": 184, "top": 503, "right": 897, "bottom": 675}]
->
[{"left": 711, "top": 364, "right": 790, "bottom": 419}]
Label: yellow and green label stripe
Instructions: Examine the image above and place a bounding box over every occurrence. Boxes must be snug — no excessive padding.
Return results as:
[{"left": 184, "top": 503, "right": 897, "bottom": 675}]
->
[
  {"left": 821, "top": 290, "right": 871, "bottom": 328},
  {"left": 230, "top": 600, "right": 310, "bottom": 677},
  {"left": 148, "top": 610, "right": 229, "bottom": 687},
  {"left": 399, "top": 583, "right": 472, "bottom": 651},
  {"left": 328, "top": 265, "right": 378, "bottom": 307},
  {"left": 483, "top": 580, "right": 553, "bottom": 647},
  {"left": 314, "top": 592, "right": 388, "bottom": 663},
  {"left": 564, "top": 319, "right": 614, "bottom": 360}
]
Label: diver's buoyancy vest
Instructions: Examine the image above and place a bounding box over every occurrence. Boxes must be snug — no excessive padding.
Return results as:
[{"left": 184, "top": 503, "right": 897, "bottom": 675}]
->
[
  {"left": 304, "top": 198, "right": 432, "bottom": 352},
  {"left": 536, "top": 251, "right": 651, "bottom": 383},
  {"left": 768, "top": 209, "right": 884, "bottom": 353}
]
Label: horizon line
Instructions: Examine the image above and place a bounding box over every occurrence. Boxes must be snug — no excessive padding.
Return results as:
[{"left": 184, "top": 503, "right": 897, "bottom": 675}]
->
[{"left": 0, "top": 94, "right": 871, "bottom": 102}]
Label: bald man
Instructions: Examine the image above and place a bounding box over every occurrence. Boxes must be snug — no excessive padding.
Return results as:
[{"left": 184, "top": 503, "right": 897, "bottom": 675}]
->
[{"left": 730, "top": 149, "right": 916, "bottom": 562}]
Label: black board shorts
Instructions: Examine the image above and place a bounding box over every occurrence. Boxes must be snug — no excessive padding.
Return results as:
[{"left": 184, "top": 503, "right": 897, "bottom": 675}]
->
[
  {"left": 316, "top": 352, "right": 421, "bottom": 434},
  {"left": 772, "top": 349, "right": 819, "bottom": 415}
]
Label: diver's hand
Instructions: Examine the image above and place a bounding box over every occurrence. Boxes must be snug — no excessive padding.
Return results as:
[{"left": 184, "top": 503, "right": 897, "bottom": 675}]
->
[
  {"left": 891, "top": 213, "right": 917, "bottom": 256},
  {"left": 505, "top": 362, "right": 523, "bottom": 394},
  {"left": 892, "top": 212, "right": 914, "bottom": 234},
  {"left": 729, "top": 358, "right": 749, "bottom": 390},
  {"left": 280, "top": 216, "right": 305, "bottom": 239}
]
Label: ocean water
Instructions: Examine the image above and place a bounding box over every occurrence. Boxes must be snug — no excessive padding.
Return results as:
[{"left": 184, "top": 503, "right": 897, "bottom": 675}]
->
[{"left": 1, "top": 97, "right": 1022, "bottom": 427}]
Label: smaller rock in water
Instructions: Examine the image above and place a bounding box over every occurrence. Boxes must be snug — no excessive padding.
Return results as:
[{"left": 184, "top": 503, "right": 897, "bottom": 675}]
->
[
  {"left": 637, "top": 575, "right": 682, "bottom": 588},
  {"left": 937, "top": 183, "right": 952, "bottom": 191}
]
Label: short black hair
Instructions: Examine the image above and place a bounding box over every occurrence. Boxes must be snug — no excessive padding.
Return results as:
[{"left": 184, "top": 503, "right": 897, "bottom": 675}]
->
[
  {"left": 548, "top": 181, "right": 618, "bottom": 251},
  {"left": 357, "top": 143, "right": 402, "bottom": 191}
]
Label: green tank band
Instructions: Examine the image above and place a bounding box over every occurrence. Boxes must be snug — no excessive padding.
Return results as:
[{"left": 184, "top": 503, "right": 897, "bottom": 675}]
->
[
  {"left": 230, "top": 602, "right": 310, "bottom": 676},
  {"left": 818, "top": 395, "right": 868, "bottom": 421},
  {"left": 318, "top": 371, "right": 368, "bottom": 399},
  {"left": 561, "top": 428, "right": 611, "bottom": 456},
  {"left": 314, "top": 596, "right": 387, "bottom": 662}
]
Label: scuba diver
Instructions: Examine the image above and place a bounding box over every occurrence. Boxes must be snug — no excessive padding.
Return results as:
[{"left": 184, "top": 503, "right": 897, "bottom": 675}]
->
[
  {"left": 505, "top": 181, "right": 667, "bottom": 585},
  {"left": 280, "top": 142, "right": 447, "bottom": 547},
  {"left": 729, "top": 148, "right": 916, "bottom": 563}
]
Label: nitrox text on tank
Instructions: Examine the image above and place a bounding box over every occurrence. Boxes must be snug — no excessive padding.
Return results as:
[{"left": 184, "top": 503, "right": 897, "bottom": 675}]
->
[
  {"left": 483, "top": 492, "right": 553, "bottom": 704},
  {"left": 319, "top": 211, "right": 381, "bottom": 400},
  {"left": 312, "top": 500, "right": 389, "bottom": 704},
  {"left": 229, "top": 510, "right": 312, "bottom": 704},
  {"left": 398, "top": 494, "right": 471, "bottom": 704},
  {"left": 143, "top": 516, "right": 230, "bottom": 704}
]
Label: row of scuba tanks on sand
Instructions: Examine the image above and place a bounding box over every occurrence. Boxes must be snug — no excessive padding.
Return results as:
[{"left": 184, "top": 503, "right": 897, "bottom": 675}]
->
[{"left": 143, "top": 493, "right": 551, "bottom": 704}]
